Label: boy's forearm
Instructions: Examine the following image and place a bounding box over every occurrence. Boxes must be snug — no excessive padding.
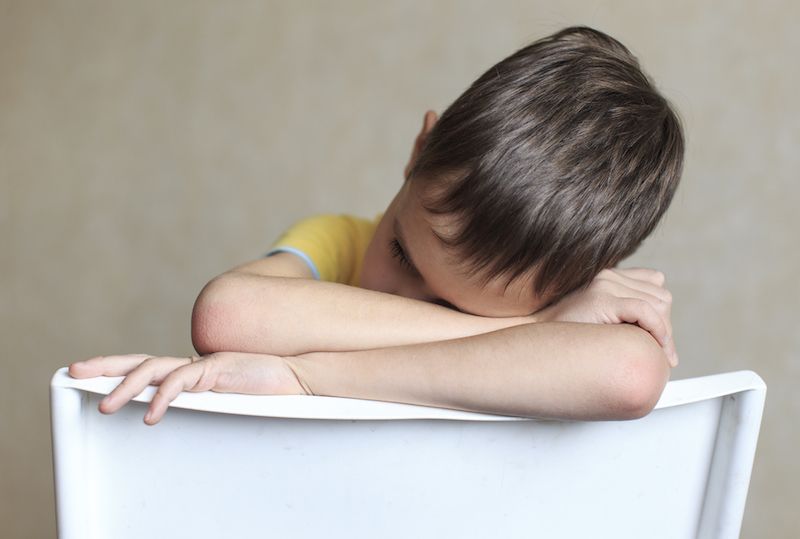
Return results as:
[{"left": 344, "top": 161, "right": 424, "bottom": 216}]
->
[
  {"left": 284, "top": 322, "right": 671, "bottom": 421},
  {"left": 191, "top": 272, "right": 531, "bottom": 356}
]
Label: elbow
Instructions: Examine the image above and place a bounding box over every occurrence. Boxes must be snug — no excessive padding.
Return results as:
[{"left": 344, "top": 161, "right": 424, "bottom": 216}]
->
[
  {"left": 191, "top": 273, "right": 241, "bottom": 355},
  {"left": 610, "top": 325, "right": 672, "bottom": 420}
]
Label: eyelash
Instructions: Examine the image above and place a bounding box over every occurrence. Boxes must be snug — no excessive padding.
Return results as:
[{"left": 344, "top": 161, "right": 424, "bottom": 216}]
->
[
  {"left": 389, "top": 237, "right": 459, "bottom": 311},
  {"left": 389, "top": 238, "right": 414, "bottom": 271}
]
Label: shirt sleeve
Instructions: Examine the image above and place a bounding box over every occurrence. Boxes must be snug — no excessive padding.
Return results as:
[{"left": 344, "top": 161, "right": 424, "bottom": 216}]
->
[{"left": 265, "top": 214, "right": 377, "bottom": 286}]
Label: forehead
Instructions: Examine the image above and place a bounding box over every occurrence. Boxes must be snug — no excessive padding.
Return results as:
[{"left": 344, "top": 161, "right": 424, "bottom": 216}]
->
[{"left": 395, "top": 180, "right": 542, "bottom": 317}]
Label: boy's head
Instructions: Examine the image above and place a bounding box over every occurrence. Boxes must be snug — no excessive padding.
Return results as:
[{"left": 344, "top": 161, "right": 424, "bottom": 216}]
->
[{"left": 360, "top": 26, "right": 684, "bottom": 317}]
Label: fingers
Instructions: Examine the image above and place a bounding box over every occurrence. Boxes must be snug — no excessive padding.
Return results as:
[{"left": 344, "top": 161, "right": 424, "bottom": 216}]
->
[
  {"left": 145, "top": 363, "right": 207, "bottom": 425},
  {"left": 71, "top": 353, "right": 207, "bottom": 425},
  {"left": 613, "top": 297, "right": 668, "bottom": 347},
  {"left": 600, "top": 268, "right": 678, "bottom": 367},
  {"left": 611, "top": 267, "right": 666, "bottom": 287},
  {"left": 68, "top": 352, "right": 306, "bottom": 424},
  {"left": 595, "top": 279, "right": 672, "bottom": 330},
  {"left": 613, "top": 297, "right": 678, "bottom": 368},
  {"left": 614, "top": 297, "right": 678, "bottom": 367},
  {"left": 98, "top": 356, "right": 192, "bottom": 414},
  {"left": 608, "top": 271, "right": 672, "bottom": 304},
  {"left": 69, "top": 354, "right": 155, "bottom": 378}
]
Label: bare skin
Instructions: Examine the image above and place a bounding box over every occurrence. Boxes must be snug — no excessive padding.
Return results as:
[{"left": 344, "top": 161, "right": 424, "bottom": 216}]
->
[{"left": 69, "top": 110, "right": 676, "bottom": 425}]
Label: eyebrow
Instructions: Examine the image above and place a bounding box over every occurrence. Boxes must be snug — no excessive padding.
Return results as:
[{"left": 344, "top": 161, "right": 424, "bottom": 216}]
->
[{"left": 393, "top": 217, "right": 468, "bottom": 314}]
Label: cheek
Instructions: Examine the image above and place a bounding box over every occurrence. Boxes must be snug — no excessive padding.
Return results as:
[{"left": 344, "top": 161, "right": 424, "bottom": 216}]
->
[
  {"left": 360, "top": 246, "right": 434, "bottom": 302},
  {"left": 359, "top": 237, "right": 397, "bottom": 292}
]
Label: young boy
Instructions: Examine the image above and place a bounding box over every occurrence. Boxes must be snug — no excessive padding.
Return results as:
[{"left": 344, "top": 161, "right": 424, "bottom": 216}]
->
[{"left": 69, "top": 26, "right": 682, "bottom": 426}]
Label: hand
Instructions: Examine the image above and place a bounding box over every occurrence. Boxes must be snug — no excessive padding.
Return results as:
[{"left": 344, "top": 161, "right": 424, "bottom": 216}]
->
[
  {"left": 68, "top": 351, "right": 309, "bottom": 425},
  {"left": 535, "top": 268, "right": 678, "bottom": 367}
]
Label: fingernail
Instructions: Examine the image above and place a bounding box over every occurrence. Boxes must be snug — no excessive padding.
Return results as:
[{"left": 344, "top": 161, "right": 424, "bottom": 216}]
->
[{"left": 144, "top": 411, "right": 153, "bottom": 423}]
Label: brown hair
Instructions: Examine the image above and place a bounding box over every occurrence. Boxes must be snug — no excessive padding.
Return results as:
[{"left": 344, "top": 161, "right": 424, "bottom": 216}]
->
[{"left": 408, "top": 26, "right": 684, "bottom": 305}]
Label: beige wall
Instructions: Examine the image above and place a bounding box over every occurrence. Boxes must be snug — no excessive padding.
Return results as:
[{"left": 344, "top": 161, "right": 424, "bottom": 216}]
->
[{"left": 2, "top": 1, "right": 798, "bottom": 537}]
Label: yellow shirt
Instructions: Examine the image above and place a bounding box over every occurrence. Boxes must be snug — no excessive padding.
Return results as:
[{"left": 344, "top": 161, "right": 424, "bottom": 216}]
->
[{"left": 266, "top": 213, "right": 383, "bottom": 286}]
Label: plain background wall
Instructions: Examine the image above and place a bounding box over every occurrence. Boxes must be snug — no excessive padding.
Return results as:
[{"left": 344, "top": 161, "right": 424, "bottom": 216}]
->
[{"left": 2, "top": 1, "right": 798, "bottom": 537}]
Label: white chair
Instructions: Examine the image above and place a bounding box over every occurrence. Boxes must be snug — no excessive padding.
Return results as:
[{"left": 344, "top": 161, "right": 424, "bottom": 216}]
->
[{"left": 50, "top": 368, "right": 765, "bottom": 539}]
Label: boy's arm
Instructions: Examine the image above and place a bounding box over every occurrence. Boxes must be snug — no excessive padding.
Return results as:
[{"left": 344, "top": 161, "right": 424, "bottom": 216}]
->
[
  {"left": 191, "top": 253, "right": 531, "bottom": 357},
  {"left": 192, "top": 254, "right": 675, "bottom": 368},
  {"left": 284, "top": 321, "right": 671, "bottom": 420},
  {"left": 72, "top": 254, "right": 671, "bottom": 422},
  {"left": 189, "top": 253, "right": 673, "bottom": 420},
  {"left": 70, "top": 320, "right": 668, "bottom": 423}
]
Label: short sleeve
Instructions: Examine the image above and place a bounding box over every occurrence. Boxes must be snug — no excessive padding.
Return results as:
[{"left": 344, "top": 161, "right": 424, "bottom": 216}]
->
[{"left": 266, "top": 214, "right": 380, "bottom": 286}]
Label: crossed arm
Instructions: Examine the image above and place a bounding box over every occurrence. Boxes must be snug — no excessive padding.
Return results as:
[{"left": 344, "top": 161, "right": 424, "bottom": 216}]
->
[{"left": 69, "top": 252, "right": 675, "bottom": 424}]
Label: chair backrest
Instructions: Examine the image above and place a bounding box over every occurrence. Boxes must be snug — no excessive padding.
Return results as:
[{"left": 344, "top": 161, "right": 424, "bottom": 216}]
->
[{"left": 50, "top": 368, "right": 765, "bottom": 539}]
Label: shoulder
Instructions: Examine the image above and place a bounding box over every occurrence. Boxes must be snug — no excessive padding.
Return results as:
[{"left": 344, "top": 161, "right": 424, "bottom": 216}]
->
[{"left": 267, "top": 213, "right": 380, "bottom": 284}]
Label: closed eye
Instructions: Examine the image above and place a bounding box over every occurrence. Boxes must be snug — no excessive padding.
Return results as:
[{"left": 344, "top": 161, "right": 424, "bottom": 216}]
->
[
  {"left": 390, "top": 237, "right": 461, "bottom": 312},
  {"left": 389, "top": 237, "right": 415, "bottom": 272}
]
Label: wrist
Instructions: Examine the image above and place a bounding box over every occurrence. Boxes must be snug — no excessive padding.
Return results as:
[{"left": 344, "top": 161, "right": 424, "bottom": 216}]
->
[
  {"left": 284, "top": 348, "right": 430, "bottom": 406},
  {"left": 282, "top": 354, "right": 319, "bottom": 396},
  {"left": 284, "top": 351, "right": 361, "bottom": 399}
]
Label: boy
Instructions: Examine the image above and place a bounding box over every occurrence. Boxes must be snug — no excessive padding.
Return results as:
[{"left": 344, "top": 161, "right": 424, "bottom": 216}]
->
[{"left": 69, "top": 26, "right": 682, "bottom": 426}]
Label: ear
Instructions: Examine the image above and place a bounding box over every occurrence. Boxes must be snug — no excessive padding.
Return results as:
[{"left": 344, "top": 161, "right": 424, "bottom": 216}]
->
[{"left": 404, "top": 110, "right": 438, "bottom": 180}]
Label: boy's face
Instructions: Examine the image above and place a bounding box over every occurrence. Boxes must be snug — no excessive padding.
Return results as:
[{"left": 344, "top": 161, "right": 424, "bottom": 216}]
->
[{"left": 360, "top": 177, "right": 546, "bottom": 318}]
